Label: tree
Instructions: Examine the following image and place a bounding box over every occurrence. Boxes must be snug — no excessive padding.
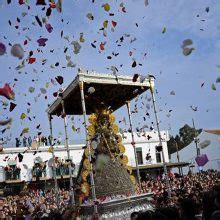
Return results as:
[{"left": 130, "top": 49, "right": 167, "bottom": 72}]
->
[{"left": 167, "top": 124, "right": 202, "bottom": 155}]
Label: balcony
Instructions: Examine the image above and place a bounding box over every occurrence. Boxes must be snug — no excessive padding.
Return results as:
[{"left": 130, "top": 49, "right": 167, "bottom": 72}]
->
[
  {"left": 5, "top": 167, "right": 21, "bottom": 181},
  {"left": 56, "top": 165, "right": 70, "bottom": 176}
]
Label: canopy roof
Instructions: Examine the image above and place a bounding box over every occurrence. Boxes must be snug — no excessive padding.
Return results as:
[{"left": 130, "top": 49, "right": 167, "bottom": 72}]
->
[
  {"left": 47, "top": 71, "right": 153, "bottom": 115},
  {"left": 204, "top": 129, "right": 220, "bottom": 136},
  {"left": 132, "top": 162, "right": 190, "bottom": 170}
]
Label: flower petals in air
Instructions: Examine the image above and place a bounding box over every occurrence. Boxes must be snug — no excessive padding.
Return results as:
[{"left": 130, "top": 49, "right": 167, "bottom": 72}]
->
[
  {"left": 0, "top": 83, "right": 15, "bottom": 100},
  {"left": 0, "top": 42, "right": 6, "bottom": 56},
  {"left": 45, "top": 23, "right": 53, "bottom": 33},
  {"left": 11, "top": 44, "right": 24, "bottom": 59},
  {"left": 37, "top": 38, "right": 48, "bottom": 47},
  {"left": 102, "top": 3, "right": 110, "bottom": 12},
  {"left": 9, "top": 102, "right": 16, "bottom": 112},
  {"left": 55, "top": 76, "right": 64, "bottom": 85}
]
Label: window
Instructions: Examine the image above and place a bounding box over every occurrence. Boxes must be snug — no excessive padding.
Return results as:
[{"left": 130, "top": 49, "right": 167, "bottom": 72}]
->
[
  {"left": 136, "top": 148, "right": 143, "bottom": 165},
  {"left": 156, "top": 152, "right": 162, "bottom": 163}
]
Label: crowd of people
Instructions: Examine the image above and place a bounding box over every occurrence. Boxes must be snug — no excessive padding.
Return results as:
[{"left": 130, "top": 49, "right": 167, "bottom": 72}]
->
[
  {"left": 15, "top": 135, "right": 62, "bottom": 148},
  {"left": 0, "top": 188, "right": 71, "bottom": 219},
  {"left": 134, "top": 170, "right": 220, "bottom": 220},
  {"left": 0, "top": 170, "right": 219, "bottom": 219}
]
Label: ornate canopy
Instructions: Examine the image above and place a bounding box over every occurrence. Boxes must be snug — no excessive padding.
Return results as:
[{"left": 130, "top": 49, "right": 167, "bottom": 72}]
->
[{"left": 47, "top": 71, "right": 153, "bottom": 115}]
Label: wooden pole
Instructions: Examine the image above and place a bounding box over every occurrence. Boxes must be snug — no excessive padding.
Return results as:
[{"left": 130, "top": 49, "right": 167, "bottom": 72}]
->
[
  {"left": 48, "top": 114, "right": 59, "bottom": 207},
  {"left": 61, "top": 100, "right": 75, "bottom": 205},
  {"left": 148, "top": 78, "right": 172, "bottom": 199},
  {"left": 126, "top": 101, "right": 141, "bottom": 187},
  {"left": 79, "top": 81, "right": 98, "bottom": 214}
]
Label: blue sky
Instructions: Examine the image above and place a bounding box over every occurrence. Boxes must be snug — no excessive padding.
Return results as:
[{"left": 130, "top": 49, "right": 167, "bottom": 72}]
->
[{"left": 0, "top": 0, "right": 219, "bottom": 144}]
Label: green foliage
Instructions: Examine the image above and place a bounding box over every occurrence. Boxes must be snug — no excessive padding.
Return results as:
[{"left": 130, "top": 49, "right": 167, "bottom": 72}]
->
[{"left": 167, "top": 124, "right": 202, "bottom": 154}]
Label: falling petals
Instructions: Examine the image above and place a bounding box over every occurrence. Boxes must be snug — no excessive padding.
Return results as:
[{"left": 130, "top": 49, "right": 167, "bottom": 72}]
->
[
  {"left": 9, "top": 102, "right": 16, "bottom": 112},
  {"left": 0, "top": 42, "right": 6, "bottom": 56},
  {"left": 55, "top": 76, "right": 64, "bottom": 85},
  {"left": 162, "top": 27, "right": 166, "bottom": 34},
  {"left": 100, "top": 42, "right": 105, "bottom": 51},
  {"left": 144, "top": 0, "right": 149, "bottom": 7},
  {"left": 11, "top": 44, "right": 24, "bottom": 59},
  {"left": 56, "top": 0, "right": 62, "bottom": 13},
  {"left": 79, "top": 33, "right": 85, "bottom": 43},
  {"left": 40, "top": 88, "right": 47, "bottom": 94},
  {"left": 182, "top": 47, "right": 195, "bottom": 56},
  {"left": 103, "top": 20, "right": 108, "bottom": 29},
  {"left": 86, "top": 13, "right": 94, "bottom": 20},
  {"left": 170, "top": 91, "right": 175, "bottom": 95},
  {"left": 20, "top": 113, "right": 26, "bottom": 120},
  {"left": 28, "top": 57, "right": 36, "bottom": 64},
  {"left": 211, "top": 83, "right": 216, "bottom": 91},
  {"left": 72, "top": 41, "right": 81, "bottom": 54},
  {"left": 112, "top": 20, "right": 117, "bottom": 28},
  {"left": 37, "top": 38, "right": 48, "bottom": 47},
  {"left": 102, "top": 3, "right": 110, "bottom": 12},
  {"left": 88, "top": 87, "right": 95, "bottom": 94},
  {"left": 0, "top": 118, "right": 12, "bottom": 126},
  {"left": 28, "top": 87, "right": 35, "bottom": 93},
  {"left": 21, "top": 127, "right": 29, "bottom": 135},
  {"left": 0, "top": 84, "right": 15, "bottom": 100},
  {"left": 132, "top": 60, "right": 137, "bottom": 68},
  {"left": 35, "top": 16, "right": 42, "bottom": 27},
  {"left": 216, "top": 77, "right": 220, "bottom": 83},
  {"left": 45, "top": 23, "right": 53, "bottom": 33},
  {"left": 181, "top": 39, "right": 195, "bottom": 56},
  {"left": 132, "top": 74, "right": 139, "bottom": 82},
  {"left": 36, "top": 0, "right": 46, "bottom": 5}
]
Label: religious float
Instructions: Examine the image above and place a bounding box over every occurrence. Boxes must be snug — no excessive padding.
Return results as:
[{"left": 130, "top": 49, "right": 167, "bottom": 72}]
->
[{"left": 47, "top": 70, "right": 155, "bottom": 219}]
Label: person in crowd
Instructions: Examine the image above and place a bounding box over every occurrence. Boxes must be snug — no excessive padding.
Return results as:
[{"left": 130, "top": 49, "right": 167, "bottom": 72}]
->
[
  {"left": 57, "top": 136, "right": 62, "bottom": 145},
  {"left": 15, "top": 137, "right": 21, "bottom": 147},
  {"left": 23, "top": 136, "right": 27, "bottom": 147},
  {"left": 48, "top": 135, "right": 52, "bottom": 146},
  {"left": 44, "top": 136, "right": 48, "bottom": 146},
  {"left": 28, "top": 136, "right": 32, "bottom": 147}
]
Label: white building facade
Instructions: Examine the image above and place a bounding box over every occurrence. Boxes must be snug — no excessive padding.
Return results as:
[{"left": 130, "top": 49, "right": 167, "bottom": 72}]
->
[{"left": 0, "top": 131, "right": 169, "bottom": 183}]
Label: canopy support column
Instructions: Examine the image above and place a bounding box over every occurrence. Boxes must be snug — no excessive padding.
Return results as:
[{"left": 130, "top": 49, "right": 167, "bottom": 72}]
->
[
  {"left": 79, "top": 81, "right": 98, "bottom": 214},
  {"left": 61, "top": 100, "right": 73, "bottom": 190},
  {"left": 126, "top": 101, "right": 141, "bottom": 187},
  {"left": 48, "top": 114, "right": 59, "bottom": 207},
  {"left": 148, "top": 78, "right": 171, "bottom": 198}
]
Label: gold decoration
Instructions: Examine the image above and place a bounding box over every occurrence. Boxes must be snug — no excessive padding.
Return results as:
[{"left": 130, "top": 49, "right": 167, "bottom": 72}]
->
[
  {"left": 118, "top": 144, "right": 125, "bottom": 154},
  {"left": 109, "top": 114, "right": 115, "bottom": 125},
  {"left": 79, "top": 81, "right": 84, "bottom": 90},
  {"left": 130, "top": 175, "right": 136, "bottom": 184},
  {"left": 112, "top": 124, "right": 119, "bottom": 134},
  {"left": 116, "top": 135, "right": 122, "bottom": 143},
  {"left": 83, "top": 159, "right": 90, "bottom": 170},
  {"left": 88, "top": 114, "right": 97, "bottom": 125},
  {"left": 84, "top": 147, "right": 93, "bottom": 158},
  {"left": 48, "top": 146, "right": 54, "bottom": 153},
  {"left": 120, "top": 155, "right": 128, "bottom": 165},
  {"left": 82, "top": 170, "right": 89, "bottom": 181},
  {"left": 81, "top": 182, "right": 90, "bottom": 195},
  {"left": 126, "top": 166, "right": 132, "bottom": 174},
  {"left": 87, "top": 125, "right": 95, "bottom": 136}
]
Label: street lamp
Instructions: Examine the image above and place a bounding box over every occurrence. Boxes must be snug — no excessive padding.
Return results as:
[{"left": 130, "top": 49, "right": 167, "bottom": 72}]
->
[
  {"left": 174, "top": 140, "right": 182, "bottom": 175},
  {"left": 192, "top": 119, "right": 200, "bottom": 156}
]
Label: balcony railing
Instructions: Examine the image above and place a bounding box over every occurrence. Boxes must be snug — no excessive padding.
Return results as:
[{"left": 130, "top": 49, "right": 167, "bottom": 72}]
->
[{"left": 32, "top": 168, "right": 47, "bottom": 178}]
